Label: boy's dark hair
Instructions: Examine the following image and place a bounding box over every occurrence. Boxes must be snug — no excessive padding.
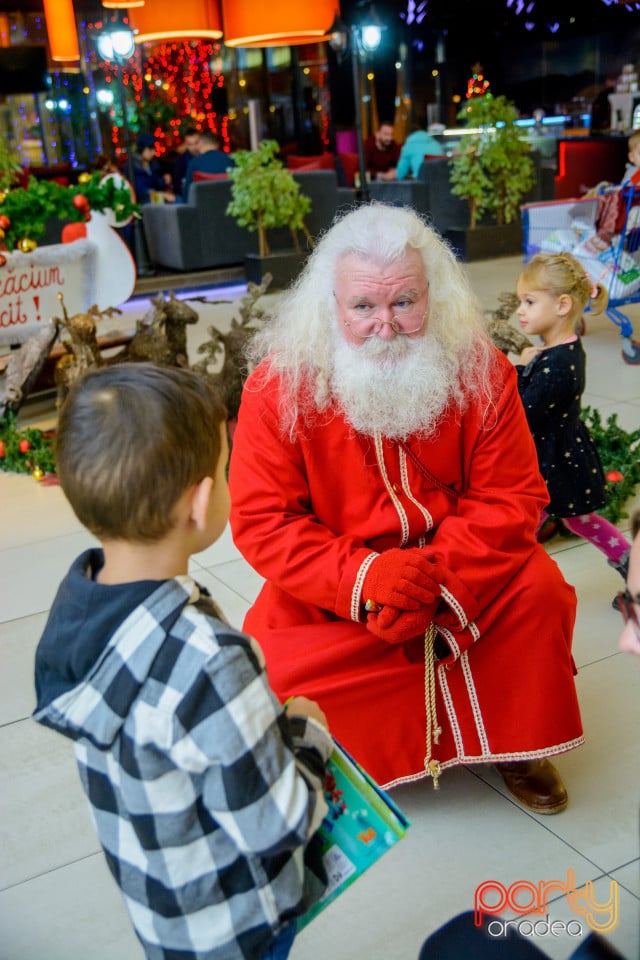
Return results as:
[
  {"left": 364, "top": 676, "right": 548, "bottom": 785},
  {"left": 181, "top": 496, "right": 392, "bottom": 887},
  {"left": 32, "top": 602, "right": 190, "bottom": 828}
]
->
[{"left": 56, "top": 363, "right": 227, "bottom": 542}]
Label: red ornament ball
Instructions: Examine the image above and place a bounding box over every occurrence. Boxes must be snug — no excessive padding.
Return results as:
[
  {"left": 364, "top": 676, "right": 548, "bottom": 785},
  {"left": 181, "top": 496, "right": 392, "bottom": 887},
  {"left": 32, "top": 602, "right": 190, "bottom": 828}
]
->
[
  {"left": 18, "top": 439, "right": 30, "bottom": 453},
  {"left": 606, "top": 470, "right": 624, "bottom": 483},
  {"left": 72, "top": 194, "right": 90, "bottom": 212},
  {"left": 61, "top": 222, "right": 87, "bottom": 244},
  {"left": 0, "top": 215, "right": 10, "bottom": 229},
  {"left": 0, "top": 440, "right": 5, "bottom": 458}
]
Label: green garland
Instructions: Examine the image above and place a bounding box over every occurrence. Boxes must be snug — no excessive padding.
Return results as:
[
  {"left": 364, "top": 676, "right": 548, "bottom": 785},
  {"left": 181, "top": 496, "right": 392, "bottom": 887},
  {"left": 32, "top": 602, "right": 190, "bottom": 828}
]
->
[
  {"left": 581, "top": 406, "right": 640, "bottom": 524},
  {"left": 0, "top": 413, "right": 56, "bottom": 476},
  {"left": 0, "top": 173, "right": 139, "bottom": 251}
]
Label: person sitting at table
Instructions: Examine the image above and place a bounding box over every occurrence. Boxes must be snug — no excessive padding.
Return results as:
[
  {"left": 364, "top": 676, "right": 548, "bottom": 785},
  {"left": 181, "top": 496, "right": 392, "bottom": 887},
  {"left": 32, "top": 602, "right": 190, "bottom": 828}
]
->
[
  {"left": 172, "top": 127, "right": 201, "bottom": 197},
  {"left": 132, "top": 133, "right": 176, "bottom": 205},
  {"left": 363, "top": 122, "right": 401, "bottom": 182},
  {"left": 183, "top": 130, "right": 234, "bottom": 199},
  {"left": 396, "top": 123, "right": 445, "bottom": 180}
]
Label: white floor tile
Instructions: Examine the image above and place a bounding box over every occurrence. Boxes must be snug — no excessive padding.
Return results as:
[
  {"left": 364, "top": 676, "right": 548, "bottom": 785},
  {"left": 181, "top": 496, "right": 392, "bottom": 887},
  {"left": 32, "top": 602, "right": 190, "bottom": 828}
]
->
[
  {"left": 0, "top": 612, "right": 46, "bottom": 724},
  {"left": 471, "top": 653, "right": 640, "bottom": 876},
  {"left": 0, "top": 480, "right": 82, "bottom": 550},
  {"left": 0, "top": 530, "right": 98, "bottom": 623},
  {"left": 199, "top": 556, "right": 265, "bottom": 605},
  {"left": 0, "top": 718, "right": 99, "bottom": 889},
  {"left": 611, "top": 860, "right": 640, "bottom": 900},
  {"left": 0, "top": 853, "right": 140, "bottom": 960}
]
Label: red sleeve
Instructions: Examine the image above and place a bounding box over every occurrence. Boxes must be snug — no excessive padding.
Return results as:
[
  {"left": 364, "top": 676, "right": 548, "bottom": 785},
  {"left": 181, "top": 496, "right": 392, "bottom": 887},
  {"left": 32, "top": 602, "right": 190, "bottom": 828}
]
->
[{"left": 228, "top": 370, "right": 374, "bottom": 622}]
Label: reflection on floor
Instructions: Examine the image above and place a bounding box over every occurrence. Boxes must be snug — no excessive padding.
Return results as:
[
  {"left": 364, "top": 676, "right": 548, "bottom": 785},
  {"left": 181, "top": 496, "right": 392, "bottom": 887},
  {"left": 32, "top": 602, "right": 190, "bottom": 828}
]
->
[{"left": 0, "top": 255, "right": 638, "bottom": 960}]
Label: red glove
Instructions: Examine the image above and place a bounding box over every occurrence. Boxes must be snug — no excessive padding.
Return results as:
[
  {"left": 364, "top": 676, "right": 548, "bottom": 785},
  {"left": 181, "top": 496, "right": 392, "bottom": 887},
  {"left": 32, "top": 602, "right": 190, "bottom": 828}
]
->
[
  {"left": 361, "top": 548, "right": 442, "bottom": 611},
  {"left": 366, "top": 604, "right": 438, "bottom": 644}
]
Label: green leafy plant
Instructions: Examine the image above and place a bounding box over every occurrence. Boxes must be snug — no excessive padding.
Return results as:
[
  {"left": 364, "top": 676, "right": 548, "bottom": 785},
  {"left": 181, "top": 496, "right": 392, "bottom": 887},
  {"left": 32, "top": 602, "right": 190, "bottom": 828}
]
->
[
  {"left": 449, "top": 94, "right": 535, "bottom": 229},
  {"left": 0, "top": 137, "right": 22, "bottom": 193},
  {"left": 226, "top": 140, "right": 313, "bottom": 257},
  {"left": 0, "top": 173, "right": 139, "bottom": 251}
]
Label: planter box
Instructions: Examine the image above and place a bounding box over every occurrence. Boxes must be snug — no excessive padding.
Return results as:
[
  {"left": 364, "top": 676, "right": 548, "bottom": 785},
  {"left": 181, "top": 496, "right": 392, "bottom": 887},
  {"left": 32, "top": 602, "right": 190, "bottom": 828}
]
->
[
  {"left": 244, "top": 250, "right": 307, "bottom": 290},
  {"left": 444, "top": 222, "right": 523, "bottom": 262}
]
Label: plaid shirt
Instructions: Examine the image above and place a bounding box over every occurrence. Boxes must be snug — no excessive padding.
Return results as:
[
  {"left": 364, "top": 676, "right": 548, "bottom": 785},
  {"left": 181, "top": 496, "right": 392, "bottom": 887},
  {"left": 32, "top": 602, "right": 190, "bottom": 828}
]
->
[{"left": 33, "top": 552, "right": 331, "bottom": 959}]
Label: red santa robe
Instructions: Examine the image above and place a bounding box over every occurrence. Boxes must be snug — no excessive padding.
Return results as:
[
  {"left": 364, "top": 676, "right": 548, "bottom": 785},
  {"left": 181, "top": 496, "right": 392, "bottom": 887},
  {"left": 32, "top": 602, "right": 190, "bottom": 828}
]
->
[{"left": 229, "top": 349, "right": 584, "bottom": 790}]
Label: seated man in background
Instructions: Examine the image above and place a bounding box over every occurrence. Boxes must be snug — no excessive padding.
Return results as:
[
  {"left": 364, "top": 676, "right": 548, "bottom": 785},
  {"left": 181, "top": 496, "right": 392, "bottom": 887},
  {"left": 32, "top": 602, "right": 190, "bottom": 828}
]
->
[
  {"left": 183, "top": 130, "right": 234, "bottom": 199},
  {"left": 396, "top": 123, "right": 445, "bottom": 180},
  {"left": 172, "top": 126, "right": 201, "bottom": 196},
  {"left": 229, "top": 203, "right": 584, "bottom": 814},
  {"left": 363, "top": 121, "right": 401, "bottom": 181}
]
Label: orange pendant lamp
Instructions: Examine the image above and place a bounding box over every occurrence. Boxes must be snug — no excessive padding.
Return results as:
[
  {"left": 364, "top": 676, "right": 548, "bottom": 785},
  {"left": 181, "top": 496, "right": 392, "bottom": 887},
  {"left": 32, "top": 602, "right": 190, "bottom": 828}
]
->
[
  {"left": 129, "top": 0, "right": 223, "bottom": 43},
  {"left": 102, "top": 1, "right": 145, "bottom": 8},
  {"left": 43, "top": 0, "right": 80, "bottom": 62},
  {"left": 221, "top": 0, "right": 338, "bottom": 47}
]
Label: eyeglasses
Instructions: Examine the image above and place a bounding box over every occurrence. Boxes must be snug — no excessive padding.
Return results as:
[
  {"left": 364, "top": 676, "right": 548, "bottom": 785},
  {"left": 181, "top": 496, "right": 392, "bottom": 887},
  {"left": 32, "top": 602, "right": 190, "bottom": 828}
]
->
[
  {"left": 342, "top": 311, "right": 427, "bottom": 339},
  {"left": 617, "top": 590, "right": 640, "bottom": 641}
]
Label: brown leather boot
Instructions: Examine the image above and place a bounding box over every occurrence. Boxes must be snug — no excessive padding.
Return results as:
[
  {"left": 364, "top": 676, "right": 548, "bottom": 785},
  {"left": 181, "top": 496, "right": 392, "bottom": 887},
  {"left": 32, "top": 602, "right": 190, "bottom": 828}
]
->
[{"left": 494, "top": 758, "right": 568, "bottom": 814}]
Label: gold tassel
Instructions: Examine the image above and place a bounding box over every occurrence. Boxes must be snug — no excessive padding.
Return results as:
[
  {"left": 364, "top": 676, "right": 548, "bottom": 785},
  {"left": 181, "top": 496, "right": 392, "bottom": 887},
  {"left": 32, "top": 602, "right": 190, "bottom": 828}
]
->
[{"left": 423, "top": 622, "right": 442, "bottom": 789}]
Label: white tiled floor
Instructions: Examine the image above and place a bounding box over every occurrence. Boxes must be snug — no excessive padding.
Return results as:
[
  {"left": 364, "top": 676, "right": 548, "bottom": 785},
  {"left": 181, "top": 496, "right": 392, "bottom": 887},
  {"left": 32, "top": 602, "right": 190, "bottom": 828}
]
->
[{"left": 1, "top": 256, "right": 639, "bottom": 960}]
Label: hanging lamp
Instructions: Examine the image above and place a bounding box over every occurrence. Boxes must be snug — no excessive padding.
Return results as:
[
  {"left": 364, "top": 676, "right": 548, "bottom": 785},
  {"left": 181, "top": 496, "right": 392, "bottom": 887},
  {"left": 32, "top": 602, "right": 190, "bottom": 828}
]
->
[
  {"left": 102, "top": 0, "right": 145, "bottom": 8},
  {"left": 129, "top": 0, "right": 223, "bottom": 43},
  {"left": 43, "top": 0, "right": 80, "bottom": 62},
  {"left": 221, "top": 0, "right": 338, "bottom": 47}
]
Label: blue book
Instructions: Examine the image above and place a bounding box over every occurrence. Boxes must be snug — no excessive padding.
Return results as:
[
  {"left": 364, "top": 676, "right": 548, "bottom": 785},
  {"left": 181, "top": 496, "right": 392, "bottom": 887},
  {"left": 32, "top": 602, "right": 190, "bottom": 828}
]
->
[{"left": 298, "top": 741, "right": 411, "bottom": 930}]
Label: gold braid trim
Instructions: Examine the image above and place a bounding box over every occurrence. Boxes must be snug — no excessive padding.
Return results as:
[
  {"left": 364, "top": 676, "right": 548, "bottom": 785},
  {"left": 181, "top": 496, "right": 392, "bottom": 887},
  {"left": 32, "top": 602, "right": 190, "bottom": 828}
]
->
[{"left": 424, "top": 622, "right": 442, "bottom": 789}]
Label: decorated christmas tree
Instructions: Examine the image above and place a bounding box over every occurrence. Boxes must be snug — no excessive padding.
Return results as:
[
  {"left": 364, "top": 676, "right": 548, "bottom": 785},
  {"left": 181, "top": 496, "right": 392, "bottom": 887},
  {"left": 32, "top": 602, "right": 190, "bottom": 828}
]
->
[{"left": 466, "top": 62, "right": 490, "bottom": 99}]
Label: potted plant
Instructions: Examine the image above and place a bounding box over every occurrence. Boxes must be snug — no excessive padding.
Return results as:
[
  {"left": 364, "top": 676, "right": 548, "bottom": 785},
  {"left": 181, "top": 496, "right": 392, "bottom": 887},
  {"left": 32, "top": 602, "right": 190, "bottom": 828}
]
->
[
  {"left": 448, "top": 94, "right": 535, "bottom": 259},
  {"left": 226, "top": 139, "right": 313, "bottom": 287}
]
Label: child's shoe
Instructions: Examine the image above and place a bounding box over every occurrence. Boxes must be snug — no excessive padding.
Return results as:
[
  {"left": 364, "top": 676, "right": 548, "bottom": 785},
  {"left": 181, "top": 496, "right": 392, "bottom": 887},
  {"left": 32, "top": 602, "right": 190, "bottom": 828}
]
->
[
  {"left": 609, "top": 550, "right": 630, "bottom": 609},
  {"left": 621, "top": 337, "right": 640, "bottom": 364}
]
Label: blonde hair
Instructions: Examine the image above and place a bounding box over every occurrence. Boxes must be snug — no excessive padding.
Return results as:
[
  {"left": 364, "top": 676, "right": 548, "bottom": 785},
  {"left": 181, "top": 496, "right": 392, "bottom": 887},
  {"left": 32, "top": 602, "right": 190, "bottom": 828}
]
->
[
  {"left": 247, "top": 202, "right": 496, "bottom": 436},
  {"left": 628, "top": 130, "right": 640, "bottom": 152},
  {"left": 519, "top": 252, "right": 608, "bottom": 320}
]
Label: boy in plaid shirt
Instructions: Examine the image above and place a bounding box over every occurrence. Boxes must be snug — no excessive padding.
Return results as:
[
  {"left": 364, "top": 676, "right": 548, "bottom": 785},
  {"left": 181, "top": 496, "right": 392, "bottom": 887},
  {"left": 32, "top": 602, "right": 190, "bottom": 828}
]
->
[{"left": 33, "top": 364, "right": 332, "bottom": 960}]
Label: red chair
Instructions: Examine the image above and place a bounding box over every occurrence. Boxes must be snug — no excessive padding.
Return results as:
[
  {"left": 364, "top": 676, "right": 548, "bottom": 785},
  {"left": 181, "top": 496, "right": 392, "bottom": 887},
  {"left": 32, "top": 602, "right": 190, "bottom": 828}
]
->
[
  {"left": 286, "top": 154, "right": 336, "bottom": 172},
  {"left": 192, "top": 171, "right": 229, "bottom": 181}
]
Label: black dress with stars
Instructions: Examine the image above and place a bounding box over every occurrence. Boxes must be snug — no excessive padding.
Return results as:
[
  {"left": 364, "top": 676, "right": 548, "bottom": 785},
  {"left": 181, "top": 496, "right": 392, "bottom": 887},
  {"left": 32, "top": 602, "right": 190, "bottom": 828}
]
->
[{"left": 516, "top": 339, "right": 606, "bottom": 517}]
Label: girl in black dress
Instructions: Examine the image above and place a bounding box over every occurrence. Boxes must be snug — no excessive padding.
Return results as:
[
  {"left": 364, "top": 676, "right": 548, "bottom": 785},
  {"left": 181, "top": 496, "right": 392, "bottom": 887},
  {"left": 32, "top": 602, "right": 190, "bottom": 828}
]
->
[{"left": 515, "top": 252, "right": 631, "bottom": 598}]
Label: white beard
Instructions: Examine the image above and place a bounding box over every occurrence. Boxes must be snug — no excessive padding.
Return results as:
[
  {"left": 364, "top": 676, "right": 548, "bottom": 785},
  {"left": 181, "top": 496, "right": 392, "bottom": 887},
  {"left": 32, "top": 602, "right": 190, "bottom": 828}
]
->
[{"left": 330, "top": 330, "right": 457, "bottom": 440}]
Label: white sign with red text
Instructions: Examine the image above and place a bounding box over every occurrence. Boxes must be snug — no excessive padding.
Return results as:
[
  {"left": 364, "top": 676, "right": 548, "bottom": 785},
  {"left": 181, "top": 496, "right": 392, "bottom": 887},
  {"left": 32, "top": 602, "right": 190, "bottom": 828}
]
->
[{"left": 0, "top": 211, "right": 135, "bottom": 346}]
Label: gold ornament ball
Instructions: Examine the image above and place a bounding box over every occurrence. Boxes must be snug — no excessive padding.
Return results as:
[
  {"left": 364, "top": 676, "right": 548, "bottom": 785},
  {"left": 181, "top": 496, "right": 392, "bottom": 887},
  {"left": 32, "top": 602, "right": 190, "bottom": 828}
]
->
[
  {"left": 0, "top": 191, "right": 6, "bottom": 204},
  {"left": 77, "top": 172, "right": 91, "bottom": 184},
  {"left": 0, "top": 229, "right": 5, "bottom": 241},
  {"left": 32, "top": 466, "right": 44, "bottom": 482},
  {"left": 17, "top": 237, "right": 37, "bottom": 253}
]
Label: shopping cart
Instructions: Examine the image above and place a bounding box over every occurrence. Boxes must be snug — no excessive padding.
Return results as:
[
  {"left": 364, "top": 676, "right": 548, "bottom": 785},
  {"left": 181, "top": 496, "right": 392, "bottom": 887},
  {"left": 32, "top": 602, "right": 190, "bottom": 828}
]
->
[{"left": 522, "top": 189, "right": 640, "bottom": 364}]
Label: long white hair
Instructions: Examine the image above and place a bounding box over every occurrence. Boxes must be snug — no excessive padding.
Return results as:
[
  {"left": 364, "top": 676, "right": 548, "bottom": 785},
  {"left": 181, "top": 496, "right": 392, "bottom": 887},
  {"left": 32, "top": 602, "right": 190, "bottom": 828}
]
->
[{"left": 247, "top": 202, "right": 496, "bottom": 435}]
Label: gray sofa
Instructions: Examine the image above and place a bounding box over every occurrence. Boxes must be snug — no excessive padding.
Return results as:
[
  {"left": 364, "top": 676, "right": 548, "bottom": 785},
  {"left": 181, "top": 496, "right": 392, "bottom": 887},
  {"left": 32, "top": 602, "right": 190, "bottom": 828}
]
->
[
  {"left": 141, "top": 170, "right": 343, "bottom": 272},
  {"left": 368, "top": 152, "right": 554, "bottom": 236}
]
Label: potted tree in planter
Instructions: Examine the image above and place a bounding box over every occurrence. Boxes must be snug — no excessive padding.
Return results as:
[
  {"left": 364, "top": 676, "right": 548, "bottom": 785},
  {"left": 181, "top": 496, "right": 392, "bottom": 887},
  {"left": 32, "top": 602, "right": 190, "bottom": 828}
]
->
[
  {"left": 448, "top": 94, "right": 535, "bottom": 259},
  {"left": 226, "top": 139, "right": 314, "bottom": 288}
]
